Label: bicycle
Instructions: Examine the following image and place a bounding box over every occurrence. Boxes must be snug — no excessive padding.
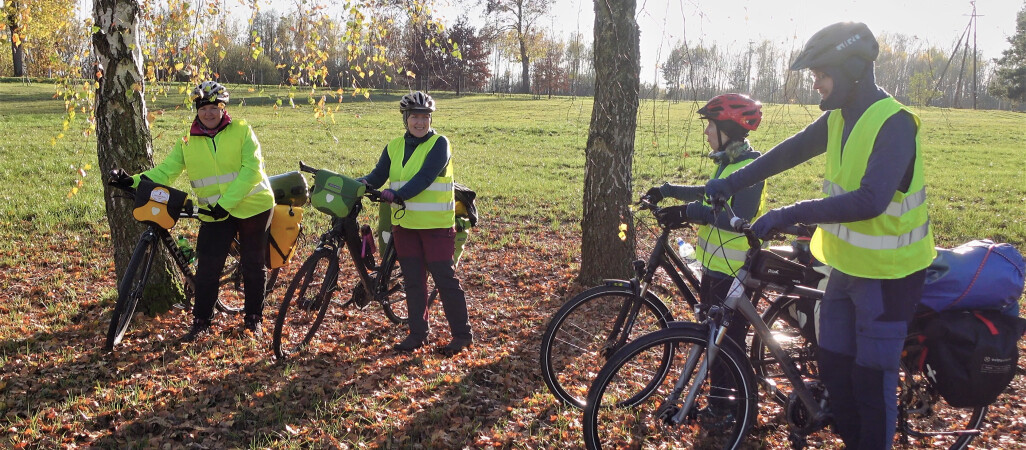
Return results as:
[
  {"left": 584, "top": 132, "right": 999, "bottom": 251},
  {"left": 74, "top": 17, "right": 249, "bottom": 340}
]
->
[
  {"left": 582, "top": 204, "right": 988, "bottom": 449},
  {"left": 539, "top": 198, "right": 808, "bottom": 409},
  {"left": 271, "top": 161, "right": 409, "bottom": 360},
  {"left": 104, "top": 183, "right": 282, "bottom": 351}
]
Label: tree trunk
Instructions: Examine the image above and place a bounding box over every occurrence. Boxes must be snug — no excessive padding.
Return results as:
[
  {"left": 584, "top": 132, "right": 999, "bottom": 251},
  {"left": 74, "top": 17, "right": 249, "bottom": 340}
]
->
[
  {"left": 93, "top": 0, "right": 184, "bottom": 313},
  {"left": 579, "top": 0, "right": 639, "bottom": 285},
  {"left": 519, "top": 40, "right": 530, "bottom": 94},
  {"left": 6, "top": 1, "right": 25, "bottom": 77}
]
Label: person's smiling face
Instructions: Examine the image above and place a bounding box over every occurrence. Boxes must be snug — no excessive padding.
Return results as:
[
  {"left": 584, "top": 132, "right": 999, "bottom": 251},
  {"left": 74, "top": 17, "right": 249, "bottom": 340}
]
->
[
  {"left": 406, "top": 112, "right": 431, "bottom": 138},
  {"left": 197, "top": 103, "right": 224, "bottom": 129}
]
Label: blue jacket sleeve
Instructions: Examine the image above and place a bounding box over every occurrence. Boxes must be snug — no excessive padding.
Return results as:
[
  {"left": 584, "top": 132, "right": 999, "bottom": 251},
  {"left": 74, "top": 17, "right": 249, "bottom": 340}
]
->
[
  {"left": 394, "top": 136, "right": 451, "bottom": 201},
  {"left": 360, "top": 146, "right": 391, "bottom": 189},
  {"left": 726, "top": 113, "right": 831, "bottom": 193}
]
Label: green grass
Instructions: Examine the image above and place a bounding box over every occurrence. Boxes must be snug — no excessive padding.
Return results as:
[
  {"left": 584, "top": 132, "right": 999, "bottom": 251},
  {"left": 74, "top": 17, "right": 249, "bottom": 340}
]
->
[{"left": 3, "top": 82, "right": 1022, "bottom": 247}]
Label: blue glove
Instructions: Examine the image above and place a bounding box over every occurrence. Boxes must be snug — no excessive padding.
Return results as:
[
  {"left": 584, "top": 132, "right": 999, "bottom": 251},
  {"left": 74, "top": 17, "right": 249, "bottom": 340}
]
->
[
  {"left": 199, "top": 203, "right": 229, "bottom": 220},
  {"left": 750, "top": 207, "right": 797, "bottom": 240},
  {"left": 705, "top": 178, "right": 734, "bottom": 204},
  {"left": 685, "top": 201, "right": 712, "bottom": 224},
  {"left": 380, "top": 189, "right": 401, "bottom": 205}
]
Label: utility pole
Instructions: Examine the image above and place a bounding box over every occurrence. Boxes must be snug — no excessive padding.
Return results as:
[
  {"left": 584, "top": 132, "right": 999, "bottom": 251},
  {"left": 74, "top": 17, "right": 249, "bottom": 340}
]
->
[{"left": 972, "top": 1, "right": 979, "bottom": 109}]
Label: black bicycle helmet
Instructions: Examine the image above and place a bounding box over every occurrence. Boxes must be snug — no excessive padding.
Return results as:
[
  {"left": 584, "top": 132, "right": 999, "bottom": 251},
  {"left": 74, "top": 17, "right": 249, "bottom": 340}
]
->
[
  {"left": 399, "top": 91, "right": 436, "bottom": 113},
  {"left": 789, "top": 22, "right": 879, "bottom": 72},
  {"left": 192, "top": 81, "right": 229, "bottom": 109}
]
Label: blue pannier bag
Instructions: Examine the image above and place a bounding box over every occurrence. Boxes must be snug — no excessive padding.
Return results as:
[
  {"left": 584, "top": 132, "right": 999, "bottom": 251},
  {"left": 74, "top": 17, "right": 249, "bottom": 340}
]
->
[{"left": 920, "top": 240, "right": 1025, "bottom": 315}]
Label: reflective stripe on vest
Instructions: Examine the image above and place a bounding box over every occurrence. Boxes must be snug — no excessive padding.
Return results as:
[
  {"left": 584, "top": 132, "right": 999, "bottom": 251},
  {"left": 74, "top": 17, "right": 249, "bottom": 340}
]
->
[
  {"left": 810, "top": 97, "right": 935, "bottom": 279},
  {"left": 196, "top": 178, "right": 270, "bottom": 206},
  {"left": 694, "top": 156, "right": 766, "bottom": 276},
  {"left": 387, "top": 134, "right": 455, "bottom": 229}
]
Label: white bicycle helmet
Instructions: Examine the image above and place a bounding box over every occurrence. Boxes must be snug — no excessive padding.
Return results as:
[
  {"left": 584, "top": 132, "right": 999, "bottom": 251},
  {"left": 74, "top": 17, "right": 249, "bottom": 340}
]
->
[
  {"left": 399, "top": 91, "right": 436, "bottom": 113},
  {"left": 192, "top": 81, "right": 230, "bottom": 109}
]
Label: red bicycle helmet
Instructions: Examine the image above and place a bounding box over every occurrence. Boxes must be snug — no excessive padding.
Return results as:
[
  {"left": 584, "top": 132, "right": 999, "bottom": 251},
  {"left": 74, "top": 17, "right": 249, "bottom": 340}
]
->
[{"left": 697, "top": 93, "right": 762, "bottom": 131}]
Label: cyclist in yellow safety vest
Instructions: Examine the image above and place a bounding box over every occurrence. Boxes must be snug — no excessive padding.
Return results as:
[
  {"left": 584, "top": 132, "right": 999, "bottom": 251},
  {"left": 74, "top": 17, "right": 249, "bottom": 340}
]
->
[
  {"left": 705, "top": 22, "right": 935, "bottom": 449},
  {"left": 357, "top": 91, "right": 473, "bottom": 357},
  {"left": 109, "top": 81, "right": 274, "bottom": 342},
  {"left": 645, "top": 93, "right": 767, "bottom": 407}
]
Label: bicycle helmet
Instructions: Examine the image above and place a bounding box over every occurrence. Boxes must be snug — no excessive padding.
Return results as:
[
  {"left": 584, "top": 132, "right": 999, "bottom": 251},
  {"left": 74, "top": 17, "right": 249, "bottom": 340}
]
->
[
  {"left": 697, "top": 93, "right": 763, "bottom": 132},
  {"left": 399, "top": 91, "right": 436, "bottom": 113},
  {"left": 790, "top": 22, "right": 878, "bottom": 73},
  {"left": 192, "top": 81, "right": 230, "bottom": 109}
]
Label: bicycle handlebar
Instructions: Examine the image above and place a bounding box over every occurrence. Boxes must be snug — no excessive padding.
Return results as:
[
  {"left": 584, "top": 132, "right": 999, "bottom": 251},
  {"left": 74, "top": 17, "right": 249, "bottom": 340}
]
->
[
  {"left": 108, "top": 183, "right": 199, "bottom": 219},
  {"left": 297, "top": 160, "right": 404, "bottom": 207}
]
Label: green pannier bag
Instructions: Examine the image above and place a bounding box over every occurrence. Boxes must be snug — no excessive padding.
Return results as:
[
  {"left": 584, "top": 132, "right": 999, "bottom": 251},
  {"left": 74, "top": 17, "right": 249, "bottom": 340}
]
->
[{"left": 310, "top": 169, "right": 365, "bottom": 218}]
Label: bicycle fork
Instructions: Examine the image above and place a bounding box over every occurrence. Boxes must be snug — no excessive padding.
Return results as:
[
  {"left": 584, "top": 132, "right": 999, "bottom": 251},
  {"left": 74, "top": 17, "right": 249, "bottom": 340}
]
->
[{"left": 600, "top": 261, "right": 651, "bottom": 359}]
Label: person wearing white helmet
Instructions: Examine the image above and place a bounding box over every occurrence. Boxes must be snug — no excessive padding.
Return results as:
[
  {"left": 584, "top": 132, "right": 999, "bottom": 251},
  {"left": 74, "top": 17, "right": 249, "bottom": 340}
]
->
[
  {"left": 705, "top": 22, "right": 934, "bottom": 448},
  {"left": 358, "top": 91, "right": 473, "bottom": 357},
  {"left": 110, "top": 80, "right": 275, "bottom": 341}
]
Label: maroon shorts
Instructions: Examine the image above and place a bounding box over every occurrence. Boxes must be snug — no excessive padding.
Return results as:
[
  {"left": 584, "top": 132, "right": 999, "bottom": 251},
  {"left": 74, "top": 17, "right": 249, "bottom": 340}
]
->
[{"left": 392, "top": 226, "right": 456, "bottom": 263}]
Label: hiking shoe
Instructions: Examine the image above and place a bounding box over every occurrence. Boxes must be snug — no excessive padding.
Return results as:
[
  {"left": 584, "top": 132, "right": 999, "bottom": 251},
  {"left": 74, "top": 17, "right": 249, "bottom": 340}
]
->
[
  {"left": 438, "top": 336, "right": 473, "bottom": 356},
  {"left": 243, "top": 314, "right": 263, "bottom": 338},
  {"left": 180, "top": 318, "right": 211, "bottom": 342},
  {"left": 393, "top": 335, "right": 427, "bottom": 352}
]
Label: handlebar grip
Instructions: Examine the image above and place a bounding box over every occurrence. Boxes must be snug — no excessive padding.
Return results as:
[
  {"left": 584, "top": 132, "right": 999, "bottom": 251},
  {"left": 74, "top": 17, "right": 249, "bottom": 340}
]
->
[
  {"left": 781, "top": 223, "right": 816, "bottom": 238},
  {"left": 298, "top": 160, "right": 317, "bottom": 174}
]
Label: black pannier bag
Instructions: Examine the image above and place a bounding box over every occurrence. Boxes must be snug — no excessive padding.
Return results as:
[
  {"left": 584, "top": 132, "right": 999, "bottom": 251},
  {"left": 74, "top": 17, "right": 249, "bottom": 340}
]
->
[
  {"left": 454, "top": 182, "right": 478, "bottom": 227},
  {"left": 908, "top": 309, "right": 1026, "bottom": 408}
]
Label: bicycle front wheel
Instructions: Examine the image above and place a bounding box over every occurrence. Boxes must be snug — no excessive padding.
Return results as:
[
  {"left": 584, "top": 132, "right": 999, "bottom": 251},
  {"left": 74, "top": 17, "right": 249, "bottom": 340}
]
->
[
  {"left": 272, "top": 249, "right": 339, "bottom": 360},
  {"left": 583, "top": 325, "right": 757, "bottom": 450},
  {"left": 540, "top": 285, "right": 673, "bottom": 409},
  {"left": 376, "top": 246, "right": 408, "bottom": 325},
  {"left": 105, "top": 237, "right": 158, "bottom": 351}
]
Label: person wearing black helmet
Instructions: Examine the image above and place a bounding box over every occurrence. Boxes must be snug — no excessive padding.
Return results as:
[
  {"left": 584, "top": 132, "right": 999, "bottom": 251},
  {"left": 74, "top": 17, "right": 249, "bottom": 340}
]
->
[
  {"left": 705, "top": 22, "right": 935, "bottom": 448},
  {"left": 358, "top": 91, "right": 473, "bottom": 357}
]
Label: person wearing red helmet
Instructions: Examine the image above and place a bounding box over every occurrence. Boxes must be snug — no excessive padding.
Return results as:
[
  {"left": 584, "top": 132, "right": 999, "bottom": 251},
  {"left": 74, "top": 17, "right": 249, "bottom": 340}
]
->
[{"left": 644, "top": 94, "right": 767, "bottom": 407}]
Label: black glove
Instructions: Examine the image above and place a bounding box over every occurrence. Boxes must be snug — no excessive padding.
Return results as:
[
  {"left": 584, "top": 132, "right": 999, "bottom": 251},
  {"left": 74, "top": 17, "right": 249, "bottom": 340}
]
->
[
  {"left": 685, "top": 201, "right": 712, "bottom": 225},
  {"left": 108, "top": 168, "right": 134, "bottom": 188},
  {"left": 198, "top": 203, "right": 229, "bottom": 220},
  {"left": 656, "top": 205, "right": 688, "bottom": 228},
  {"left": 644, "top": 186, "right": 664, "bottom": 204},
  {"left": 751, "top": 206, "right": 798, "bottom": 240}
]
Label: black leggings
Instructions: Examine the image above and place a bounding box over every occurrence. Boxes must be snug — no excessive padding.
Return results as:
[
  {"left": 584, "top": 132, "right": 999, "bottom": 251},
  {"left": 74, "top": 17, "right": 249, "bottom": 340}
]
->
[{"left": 193, "top": 208, "right": 272, "bottom": 321}]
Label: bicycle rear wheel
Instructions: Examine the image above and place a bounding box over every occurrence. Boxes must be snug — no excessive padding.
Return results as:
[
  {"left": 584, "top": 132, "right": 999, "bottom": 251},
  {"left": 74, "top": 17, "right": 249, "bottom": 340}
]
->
[
  {"left": 897, "top": 364, "right": 987, "bottom": 449},
  {"left": 376, "top": 243, "right": 408, "bottom": 325},
  {"left": 583, "top": 324, "right": 757, "bottom": 449},
  {"left": 272, "top": 249, "right": 339, "bottom": 359},
  {"left": 539, "top": 285, "right": 673, "bottom": 409},
  {"left": 105, "top": 237, "right": 158, "bottom": 350},
  {"left": 749, "top": 295, "right": 820, "bottom": 405}
]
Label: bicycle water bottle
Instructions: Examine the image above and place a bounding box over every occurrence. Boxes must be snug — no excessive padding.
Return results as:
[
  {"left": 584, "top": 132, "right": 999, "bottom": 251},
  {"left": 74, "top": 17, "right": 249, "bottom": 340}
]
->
[
  {"left": 176, "top": 235, "right": 196, "bottom": 264},
  {"left": 676, "top": 237, "right": 703, "bottom": 281}
]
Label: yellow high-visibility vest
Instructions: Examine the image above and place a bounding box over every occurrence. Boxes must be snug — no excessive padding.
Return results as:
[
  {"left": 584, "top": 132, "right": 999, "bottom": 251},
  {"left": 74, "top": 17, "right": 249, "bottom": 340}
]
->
[
  {"left": 695, "top": 157, "right": 766, "bottom": 276},
  {"left": 810, "top": 97, "right": 936, "bottom": 278},
  {"left": 135, "top": 120, "right": 273, "bottom": 222},
  {"left": 387, "top": 134, "right": 455, "bottom": 229}
]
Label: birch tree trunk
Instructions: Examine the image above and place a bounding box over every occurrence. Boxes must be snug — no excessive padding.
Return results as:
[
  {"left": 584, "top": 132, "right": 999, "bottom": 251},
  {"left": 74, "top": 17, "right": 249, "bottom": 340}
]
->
[
  {"left": 579, "top": 0, "right": 639, "bottom": 284},
  {"left": 93, "top": 0, "right": 184, "bottom": 312}
]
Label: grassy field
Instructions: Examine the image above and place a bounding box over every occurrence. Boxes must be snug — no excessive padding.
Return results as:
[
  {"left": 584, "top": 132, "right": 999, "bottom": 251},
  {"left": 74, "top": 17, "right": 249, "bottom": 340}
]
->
[{"left": 1, "top": 81, "right": 1025, "bottom": 448}]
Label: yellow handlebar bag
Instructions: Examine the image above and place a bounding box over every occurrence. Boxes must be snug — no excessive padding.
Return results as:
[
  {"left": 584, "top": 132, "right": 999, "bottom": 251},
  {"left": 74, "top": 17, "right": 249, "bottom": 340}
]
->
[{"left": 133, "top": 179, "right": 188, "bottom": 229}]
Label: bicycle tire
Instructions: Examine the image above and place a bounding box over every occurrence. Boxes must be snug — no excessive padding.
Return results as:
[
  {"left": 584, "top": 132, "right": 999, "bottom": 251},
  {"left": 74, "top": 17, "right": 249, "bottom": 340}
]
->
[
  {"left": 583, "top": 324, "right": 758, "bottom": 450},
  {"left": 539, "top": 285, "right": 673, "bottom": 409},
  {"left": 748, "top": 295, "right": 820, "bottom": 406},
  {"left": 105, "top": 237, "right": 158, "bottom": 350},
  {"left": 376, "top": 243, "right": 408, "bottom": 325},
  {"left": 271, "top": 249, "right": 339, "bottom": 360},
  {"left": 897, "top": 364, "right": 987, "bottom": 449}
]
